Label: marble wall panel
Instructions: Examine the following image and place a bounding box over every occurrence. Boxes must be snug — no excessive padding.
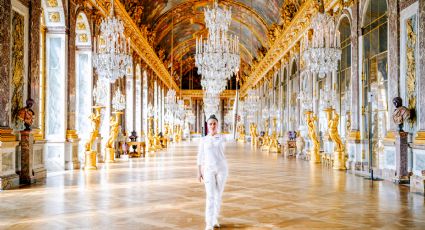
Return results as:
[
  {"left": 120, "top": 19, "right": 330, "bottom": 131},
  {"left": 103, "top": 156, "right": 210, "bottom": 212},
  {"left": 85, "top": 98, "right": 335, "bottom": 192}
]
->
[
  {"left": 29, "top": 0, "right": 41, "bottom": 128},
  {"left": 2, "top": 151, "right": 15, "bottom": 175},
  {"left": 45, "top": 144, "right": 64, "bottom": 172},
  {"left": 418, "top": 0, "right": 425, "bottom": 130},
  {"left": 11, "top": 11, "right": 25, "bottom": 129},
  {"left": 350, "top": 2, "right": 360, "bottom": 131},
  {"left": 384, "top": 146, "right": 396, "bottom": 170},
  {"left": 387, "top": 0, "right": 400, "bottom": 132},
  {"left": 0, "top": 0, "right": 12, "bottom": 127},
  {"left": 67, "top": 1, "right": 77, "bottom": 131},
  {"left": 76, "top": 53, "right": 92, "bottom": 139},
  {"left": 401, "top": 0, "right": 419, "bottom": 10},
  {"left": 413, "top": 149, "right": 425, "bottom": 175}
]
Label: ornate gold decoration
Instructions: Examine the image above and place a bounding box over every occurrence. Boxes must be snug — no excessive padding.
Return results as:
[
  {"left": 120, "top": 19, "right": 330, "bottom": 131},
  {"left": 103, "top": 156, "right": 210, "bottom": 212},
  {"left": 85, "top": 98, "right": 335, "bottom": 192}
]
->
[
  {"left": 147, "top": 116, "right": 155, "bottom": 151},
  {"left": 47, "top": 0, "right": 58, "bottom": 7},
  {"left": 48, "top": 12, "right": 60, "bottom": 22},
  {"left": 260, "top": 120, "right": 270, "bottom": 152},
  {"left": 0, "top": 129, "right": 17, "bottom": 142},
  {"left": 249, "top": 123, "right": 258, "bottom": 148},
  {"left": 180, "top": 90, "right": 236, "bottom": 99},
  {"left": 414, "top": 131, "right": 425, "bottom": 145},
  {"left": 32, "top": 128, "right": 44, "bottom": 141},
  {"left": 347, "top": 130, "right": 360, "bottom": 141},
  {"left": 105, "top": 111, "right": 122, "bottom": 163},
  {"left": 406, "top": 17, "right": 417, "bottom": 121},
  {"left": 66, "top": 129, "right": 79, "bottom": 140},
  {"left": 154, "top": 118, "right": 163, "bottom": 149},
  {"left": 11, "top": 12, "right": 25, "bottom": 129},
  {"left": 237, "top": 123, "right": 246, "bottom": 143},
  {"left": 305, "top": 111, "right": 320, "bottom": 163},
  {"left": 268, "top": 117, "right": 281, "bottom": 153},
  {"left": 324, "top": 108, "right": 346, "bottom": 170},
  {"left": 84, "top": 106, "right": 103, "bottom": 170},
  {"left": 78, "top": 34, "right": 88, "bottom": 43},
  {"left": 77, "top": 22, "right": 86, "bottom": 30}
]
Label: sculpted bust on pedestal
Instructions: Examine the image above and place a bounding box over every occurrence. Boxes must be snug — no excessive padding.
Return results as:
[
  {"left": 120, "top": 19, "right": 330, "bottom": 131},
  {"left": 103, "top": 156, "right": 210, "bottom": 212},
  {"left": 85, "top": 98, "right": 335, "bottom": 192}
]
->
[
  {"left": 392, "top": 97, "right": 410, "bottom": 132},
  {"left": 17, "top": 98, "right": 35, "bottom": 131}
]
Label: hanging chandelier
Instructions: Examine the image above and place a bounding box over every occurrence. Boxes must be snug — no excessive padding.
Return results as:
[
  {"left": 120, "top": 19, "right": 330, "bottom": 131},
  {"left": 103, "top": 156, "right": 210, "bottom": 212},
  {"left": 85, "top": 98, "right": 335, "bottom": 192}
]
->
[
  {"left": 302, "top": 12, "right": 341, "bottom": 78},
  {"left": 93, "top": 0, "right": 132, "bottom": 83},
  {"left": 195, "top": 0, "right": 240, "bottom": 95}
]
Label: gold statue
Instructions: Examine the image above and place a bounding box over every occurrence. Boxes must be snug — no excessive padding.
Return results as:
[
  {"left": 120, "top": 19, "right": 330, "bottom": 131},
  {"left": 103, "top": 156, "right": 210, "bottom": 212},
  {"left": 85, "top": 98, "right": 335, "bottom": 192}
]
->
[
  {"left": 85, "top": 107, "right": 102, "bottom": 151},
  {"left": 106, "top": 116, "right": 119, "bottom": 149},
  {"left": 328, "top": 111, "right": 344, "bottom": 152},
  {"left": 305, "top": 111, "right": 320, "bottom": 163},
  {"left": 250, "top": 123, "right": 258, "bottom": 148},
  {"left": 325, "top": 109, "right": 346, "bottom": 170},
  {"left": 237, "top": 123, "right": 246, "bottom": 142}
]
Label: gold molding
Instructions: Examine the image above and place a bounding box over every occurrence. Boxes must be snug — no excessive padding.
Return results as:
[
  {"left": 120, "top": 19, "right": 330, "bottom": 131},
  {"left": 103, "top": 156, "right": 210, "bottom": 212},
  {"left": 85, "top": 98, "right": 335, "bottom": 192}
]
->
[
  {"left": 181, "top": 90, "right": 236, "bottom": 99},
  {"left": 66, "top": 129, "right": 79, "bottom": 140},
  {"left": 414, "top": 131, "right": 425, "bottom": 145},
  {"left": 0, "top": 129, "right": 17, "bottom": 142},
  {"left": 383, "top": 131, "right": 396, "bottom": 142},
  {"left": 91, "top": 0, "right": 179, "bottom": 92},
  {"left": 32, "top": 128, "right": 44, "bottom": 141},
  {"left": 347, "top": 130, "right": 360, "bottom": 141}
]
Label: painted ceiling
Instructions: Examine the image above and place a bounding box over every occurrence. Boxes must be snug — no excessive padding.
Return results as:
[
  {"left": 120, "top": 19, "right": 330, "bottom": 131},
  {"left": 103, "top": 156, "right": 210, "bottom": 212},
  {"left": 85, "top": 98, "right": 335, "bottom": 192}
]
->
[{"left": 124, "top": 0, "right": 305, "bottom": 85}]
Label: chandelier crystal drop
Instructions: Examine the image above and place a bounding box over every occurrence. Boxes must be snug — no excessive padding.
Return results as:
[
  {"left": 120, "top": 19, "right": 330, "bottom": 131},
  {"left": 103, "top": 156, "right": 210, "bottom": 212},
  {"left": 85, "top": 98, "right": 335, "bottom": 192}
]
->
[
  {"left": 93, "top": 79, "right": 109, "bottom": 106},
  {"left": 93, "top": 0, "right": 132, "bottom": 83},
  {"left": 112, "top": 88, "right": 126, "bottom": 111},
  {"left": 302, "top": 12, "right": 341, "bottom": 78}
]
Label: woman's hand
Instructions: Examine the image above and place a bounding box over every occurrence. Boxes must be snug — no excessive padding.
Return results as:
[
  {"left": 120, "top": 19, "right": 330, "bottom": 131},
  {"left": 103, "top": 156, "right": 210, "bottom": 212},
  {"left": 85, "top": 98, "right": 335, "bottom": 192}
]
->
[{"left": 197, "top": 165, "right": 204, "bottom": 182}]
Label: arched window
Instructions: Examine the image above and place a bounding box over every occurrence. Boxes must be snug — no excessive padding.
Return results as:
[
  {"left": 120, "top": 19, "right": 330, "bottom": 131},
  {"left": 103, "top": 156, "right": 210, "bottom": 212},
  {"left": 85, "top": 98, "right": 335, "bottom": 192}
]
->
[
  {"left": 337, "top": 16, "right": 352, "bottom": 139},
  {"left": 281, "top": 67, "right": 288, "bottom": 132},
  {"left": 125, "top": 65, "right": 134, "bottom": 133}
]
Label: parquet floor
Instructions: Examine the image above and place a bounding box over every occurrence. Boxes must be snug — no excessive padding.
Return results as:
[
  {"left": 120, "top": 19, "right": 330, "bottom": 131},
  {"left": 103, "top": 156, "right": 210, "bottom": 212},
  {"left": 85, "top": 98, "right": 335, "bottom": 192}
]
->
[{"left": 0, "top": 141, "right": 424, "bottom": 229}]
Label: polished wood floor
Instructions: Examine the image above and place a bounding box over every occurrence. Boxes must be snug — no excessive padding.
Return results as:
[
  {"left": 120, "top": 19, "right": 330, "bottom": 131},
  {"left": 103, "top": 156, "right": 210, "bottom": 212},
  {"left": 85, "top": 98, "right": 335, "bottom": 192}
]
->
[{"left": 1, "top": 141, "right": 424, "bottom": 229}]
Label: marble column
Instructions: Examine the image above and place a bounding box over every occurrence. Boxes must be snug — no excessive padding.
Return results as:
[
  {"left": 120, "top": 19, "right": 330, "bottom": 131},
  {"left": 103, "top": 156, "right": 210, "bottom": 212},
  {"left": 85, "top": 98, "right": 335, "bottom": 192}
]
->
[
  {"left": 67, "top": 1, "right": 77, "bottom": 131},
  {"left": 28, "top": 0, "right": 41, "bottom": 128},
  {"left": 387, "top": 0, "right": 401, "bottom": 132},
  {"left": 350, "top": 2, "right": 360, "bottom": 132},
  {"left": 416, "top": 0, "right": 425, "bottom": 134},
  {"left": 0, "top": 0, "right": 11, "bottom": 128}
]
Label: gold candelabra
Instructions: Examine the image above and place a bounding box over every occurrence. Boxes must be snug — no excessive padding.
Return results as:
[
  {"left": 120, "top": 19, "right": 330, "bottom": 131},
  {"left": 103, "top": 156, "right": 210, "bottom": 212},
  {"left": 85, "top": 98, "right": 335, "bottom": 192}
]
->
[
  {"left": 261, "top": 119, "right": 270, "bottom": 152},
  {"left": 147, "top": 116, "right": 155, "bottom": 152},
  {"left": 162, "top": 123, "right": 170, "bottom": 148},
  {"left": 105, "top": 111, "right": 123, "bottom": 163},
  {"left": 305, "top": 111, "right": 320, "bottom": 163},
  {"left": 153, "top": 118, "right": 162, "bottom": 149},
  {"left": 249, "top": 123, "right": 258, "bottom": 148},
  {"left": 268, "top": 117, "right": 281, "bottom": 153},
  {"left": 84, "top": 106, "right": 104, "bottom": 170},
  {"left": 237, "top": 123, "right": 246, "bottom": 143},
  {"left": 324, "top": 108, "right": 346, "bottom": 170}
]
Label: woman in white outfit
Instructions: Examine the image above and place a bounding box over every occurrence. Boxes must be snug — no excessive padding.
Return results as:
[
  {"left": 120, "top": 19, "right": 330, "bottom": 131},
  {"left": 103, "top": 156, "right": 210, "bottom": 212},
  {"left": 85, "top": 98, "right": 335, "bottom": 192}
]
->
[{"left": 197, "top": 114, "right": 228, "bottom": 230}]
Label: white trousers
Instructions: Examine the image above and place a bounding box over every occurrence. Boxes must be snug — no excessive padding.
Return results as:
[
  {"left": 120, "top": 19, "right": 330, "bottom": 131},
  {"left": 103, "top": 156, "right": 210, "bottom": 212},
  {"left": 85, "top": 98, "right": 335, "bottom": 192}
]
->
[{"left": 204, "top": 166, "right": 228, "bottom": 226}]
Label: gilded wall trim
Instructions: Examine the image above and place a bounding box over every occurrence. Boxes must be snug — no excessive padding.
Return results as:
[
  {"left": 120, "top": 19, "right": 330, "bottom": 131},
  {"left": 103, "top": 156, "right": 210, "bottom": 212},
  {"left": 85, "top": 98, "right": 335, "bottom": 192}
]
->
[{"left": 181, "top": 90, "right": 236, "bottom": 99}]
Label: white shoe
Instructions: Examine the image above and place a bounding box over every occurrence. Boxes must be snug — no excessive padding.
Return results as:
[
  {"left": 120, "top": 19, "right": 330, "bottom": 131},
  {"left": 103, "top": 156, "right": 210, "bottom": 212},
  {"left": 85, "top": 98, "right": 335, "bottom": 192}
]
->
[
  {"left": 213, "top": 219, "right": 220, "bottom": 228},
  {"left": 205, "top": 226, "right": 213, "bottom": 230}
]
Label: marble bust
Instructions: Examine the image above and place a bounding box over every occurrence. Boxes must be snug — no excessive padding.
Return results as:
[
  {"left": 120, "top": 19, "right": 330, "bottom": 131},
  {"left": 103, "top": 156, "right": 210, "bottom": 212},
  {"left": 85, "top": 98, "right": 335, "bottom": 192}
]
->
[
  {"left": 392, "top": 97, "right": 410, "bottom": 131},
  {"left": 17, "top": 98, "right": 35, "bottom": 131}
]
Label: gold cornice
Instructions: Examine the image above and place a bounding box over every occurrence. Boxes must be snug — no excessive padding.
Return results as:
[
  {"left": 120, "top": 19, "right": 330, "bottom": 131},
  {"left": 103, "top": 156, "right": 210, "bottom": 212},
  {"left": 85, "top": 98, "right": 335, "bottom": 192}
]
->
[
  {"left": 90, "top": 0, "right": 179, "bottom": 92},
  {"left": 181, "top": 90, "right": 236, "bottom": 99},
  {"left": 0, "top": 129, "right": 17, "bottom": 142},
  {"left": 66, "top": 129, "right": 79, "bottom": 140}
]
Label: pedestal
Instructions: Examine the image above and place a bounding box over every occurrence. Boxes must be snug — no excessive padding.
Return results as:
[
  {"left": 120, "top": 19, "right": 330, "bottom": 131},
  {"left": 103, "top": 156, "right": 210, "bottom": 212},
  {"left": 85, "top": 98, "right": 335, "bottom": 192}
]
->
[
  {"left": 105, "top": 147, "right": 115, "bottom": 163},
  {"left": 20, "top": 131, "right": 46, "bottom": 184},
  {"left": 0, "top": 140, "right": 19, "bottom": 189},
  {"left": 96, "top": 136, "right": 103, "bottom": 163},
  {"left": 333, "top": 151, "right": 346, "bottom": 170},
  {"left": 65, "top": 138, "right": 81, "bottom": 170},
  {"left": 84, "top": 150, "right": 97, "bottom": 170},
  {"left": 393, "top": 132, "right": 410, "bottom": 184}
]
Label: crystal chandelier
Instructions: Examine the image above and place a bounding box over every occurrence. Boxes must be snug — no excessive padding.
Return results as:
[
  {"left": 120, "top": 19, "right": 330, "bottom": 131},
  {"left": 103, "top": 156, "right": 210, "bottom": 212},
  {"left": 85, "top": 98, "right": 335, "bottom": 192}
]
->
[
  {"left": 112, "top": 88, "right": 126, "bottom": 111},
  {"left": 320, "top": 85, "right": 337, "bottom": 109},
  {"left": 195, "top": 0, "right": 240, "bottom": 95},
  {"left": 203, "top": 93, "right": 220, "bottom": 117},
  {"left": 245, "top": 89, "right": 259, "bottom": 122},
  {"left": 93, "top": 0, "right": 132, "bottom": 83},
  {"left": 298, "top": 89, "right": 313, "bottom": 112},
  {"left": 302, "top": 12, "right": 341, "bottom": 78}
]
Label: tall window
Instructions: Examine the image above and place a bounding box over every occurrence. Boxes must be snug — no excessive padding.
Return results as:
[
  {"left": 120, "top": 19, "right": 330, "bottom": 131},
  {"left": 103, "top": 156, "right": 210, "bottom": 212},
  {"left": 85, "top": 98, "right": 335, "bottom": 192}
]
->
[
  {"left": 125, "top": 69, "right": 134, "bottom": 133},
  {"left": 362, "top": 0, "right": 388, "bottom": 167},
  {"left": 135, "top": 65, "right": 142, "bottom": 135},
  {"left": 143, "top": 70, "right": 148, "bottom": 135},
  {"left": 337, "top": 16, "right": 352, "bottom": 139}
]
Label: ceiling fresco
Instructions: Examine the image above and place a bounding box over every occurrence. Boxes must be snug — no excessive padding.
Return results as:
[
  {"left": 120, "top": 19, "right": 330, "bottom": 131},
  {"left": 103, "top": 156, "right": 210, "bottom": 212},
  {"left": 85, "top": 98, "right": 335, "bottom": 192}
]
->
[{"left": 123, "top": 0, "right": 304, "bottom": 84}]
